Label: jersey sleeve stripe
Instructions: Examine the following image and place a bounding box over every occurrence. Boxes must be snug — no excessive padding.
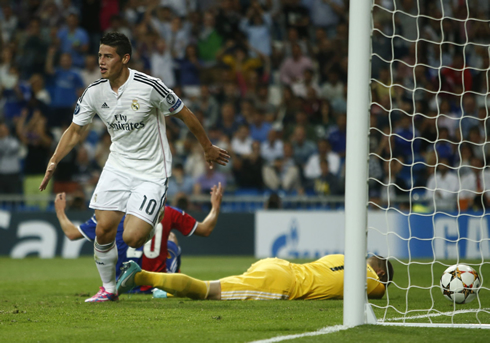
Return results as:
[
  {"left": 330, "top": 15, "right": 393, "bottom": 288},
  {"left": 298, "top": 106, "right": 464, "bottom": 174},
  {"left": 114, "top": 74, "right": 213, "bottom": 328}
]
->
[
  {"left": 134, "top": 77, "right": 167, "bottom": 98},
  {"left": 78, "top": 79, "right": 108, "bottom": 103},
  {"left": 186, "top": 221, "right": 198, "bottom": 237},
  {"left": 77, "top": 226, "right": 93, "bottom": 242},
  {"left": 133, "top": 72, "right": 170, "bottom": 95},
  {"left": 134, "top": 74, "right": 170, "bottom": 97}
]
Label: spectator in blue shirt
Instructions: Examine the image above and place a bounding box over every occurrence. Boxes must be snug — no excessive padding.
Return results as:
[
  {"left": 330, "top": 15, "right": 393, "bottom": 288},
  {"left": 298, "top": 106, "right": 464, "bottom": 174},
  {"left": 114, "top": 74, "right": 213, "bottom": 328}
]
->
[
  {"left": 175, "top": 45, "right": 202, "bottom": 94},
  {"left": 291, "top": 125, "right": 317, "bottom": 166},
  {"left": 327, "top": 113, "right": 347, "bottom": 157},
  {"left": 250, "top": 109, "right": 272, "bottom": 143},
  {"left": 45, "top": 47, "right": 84, "bottom": 127},
  {"left": 240, "top": 2, "right": 272, "bottom": 56},
  {"left": 57, "top": 13, "right": 89, "bottom": 68}
]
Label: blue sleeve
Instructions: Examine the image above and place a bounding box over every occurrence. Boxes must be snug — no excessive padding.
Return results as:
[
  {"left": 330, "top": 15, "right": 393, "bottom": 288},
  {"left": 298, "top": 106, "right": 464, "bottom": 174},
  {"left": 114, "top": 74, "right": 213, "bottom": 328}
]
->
[
  {"left": 78, "top": 215, "right": 97, "bottom": 241},
  {"left": 75, "top": 72, "right": 84, "bottom": 89}
]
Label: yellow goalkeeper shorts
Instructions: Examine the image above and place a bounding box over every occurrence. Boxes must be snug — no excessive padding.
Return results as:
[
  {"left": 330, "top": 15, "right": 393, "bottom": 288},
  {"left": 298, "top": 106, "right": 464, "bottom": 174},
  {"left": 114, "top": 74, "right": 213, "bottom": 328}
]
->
[{"left": 219, "top": 258, "right": 294, "bottom": 300}]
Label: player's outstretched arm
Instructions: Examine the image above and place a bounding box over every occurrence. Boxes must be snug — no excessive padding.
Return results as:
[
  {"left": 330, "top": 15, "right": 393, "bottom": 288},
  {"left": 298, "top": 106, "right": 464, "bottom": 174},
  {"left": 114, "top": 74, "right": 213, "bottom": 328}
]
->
[
  {"left": 194, "top": 182, "right": 223, "bottom": 237},
  {"left": 54, "top": 192, "right": 84, "bottom": 240},
  {"left": 173, "top": 106, "right": 230, "bottom": 169},
  {"left": 39, "top": 123, "right": 87, "bottom": 191}
]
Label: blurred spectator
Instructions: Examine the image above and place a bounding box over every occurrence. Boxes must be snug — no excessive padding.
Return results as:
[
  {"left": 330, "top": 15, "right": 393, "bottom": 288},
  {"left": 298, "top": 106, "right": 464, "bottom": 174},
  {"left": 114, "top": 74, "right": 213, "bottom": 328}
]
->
[
  {"left": 193, "top": 85, "right": 219, "bottom": 128},
  {"left": 164, "top": 16, "right": 189, "bottom": 60},
  {"left": 263, "top": 142, "right": 302, "bottom": 192},
  {"left": 380, "top": 158, "right": 409, "bottom": 207},
  {"left": 185, "top": 140, "right": 207, "bottom": 179},
  {"left": 393, "top": 114, "right": 420, "bottom": 160},
  {"left": 160, "top": 0, "right": 197, "bottom": 18},
  {"left": 0, "top": 121, "right": 22, "bottom": 194},
  {"left": 279, "top": 43, "right": 314, "bottom": 86},
  {"left": 217, "top": 102, "right": 241, "bottom": 138},
  {"left": 313, "top": 159, "right": 343, "bottom": 195},
  {"left": 283, "top": 27, "right": 309, "bottom": 58},
  {"left": 194, "top": 168, "right": 227, "bottom": 195},
  {"left": 104, "top": 14, "right": 132, "bottom": 41},
  {"left": 261, "top": 129, "right": 284, "bottom": 163},
  {"left": 147, "top": 5, "right": 172, "bottom": 40},
  {"left": 291, "top": 126, "right": 317, "bottom": 166},
  {"left": 321, "top": 69, "right": 344, "bottom": 103},
  {"left": 460, "top": 94, "right": 479, "bottom": 139},
  {"left": 73, "top": 145, "right": 101, "bottom": 200},
  {"left": 255, "top": 85, "right": 276, "bottom": 121},
  {"left": 58, "top": 13, "right": 90, "bottom": 69},
  {"left": 304, "top": 0, "right": 345, "bottom": 37},
  {"left": 80, "top": 55, "right": 100, "bottom": 87},
  {"left": 468, "top": 127, "right": 490, "bottom": 162},
  {"left": 168, "top": 163, "right": 194, "bottom": 197},
  {"left": 231, "top": 124, "right": 253, "bottom": 156},
  {"left": 327, "top": 113, "right": 347, "bottom": 158},
  {"left": 233, "top": 141, "right": 264, "bottom": 189},
  {"left": 175, "top": 45, "right": 202, "bottom": 97},
  {"left": 45, "top": 49, "right": 84, "bottom": 127},
  {"left": 37, "top": 1, "right": 62, "bottom": 28},
  {"left": 249, "top": 109, "right": 272, "bottom": 143},
  {"left": 292, "top": 68, "right": 321, "bottom": 99},
  {"left": 0, "top": 4, "right": 18, "bottom": 43},
  {"left": 18, "top": 17, "right": 48, "bottom": 79},
  {"left": 304, "top": 139, "right": 341, "bottom": 180},
  {"left": 282, "top": 0, "right": 310, "bottom": 39},
  {"left": 424, "top": 158, "right": 459, "bottom": 212},
  {"left": 286, "top": 109, "right": 317, "bottom": 142},
  {"left": 240, "top": 1, "right": 272, "bottom": 56},
  {"left": 1, "top": 64, "right": 31, "bottom": 122},
  {"left": 215, "top": 0, "right": 241, "bottom": 41},
  {"left": 459, "top": 157, "right": 487, "bottom": 211},
  {"left": 16, "top": 110, "right": 53, "bottom": 209},
  {"left": 276, "top": 85, "right": 302, "bottom": 125},
  {"left": 198, "top": 11, "right": 223, "bottom": 69},
  {"left": 150, "top": 38, "right": 175, "bottom": 88}
]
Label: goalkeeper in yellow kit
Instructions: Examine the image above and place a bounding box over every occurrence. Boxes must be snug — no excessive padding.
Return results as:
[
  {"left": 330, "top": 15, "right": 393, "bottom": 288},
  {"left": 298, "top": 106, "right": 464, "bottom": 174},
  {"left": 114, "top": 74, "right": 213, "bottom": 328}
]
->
[{"left": 116, "top": 254, "right": 393, "bottom": 300}]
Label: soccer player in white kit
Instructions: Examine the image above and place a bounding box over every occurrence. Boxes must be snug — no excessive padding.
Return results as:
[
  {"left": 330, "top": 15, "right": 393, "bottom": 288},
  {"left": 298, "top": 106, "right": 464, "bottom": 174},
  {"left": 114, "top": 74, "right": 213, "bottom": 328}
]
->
[{"left": 39, "top": 33, "right": 230, "bottom": 302}]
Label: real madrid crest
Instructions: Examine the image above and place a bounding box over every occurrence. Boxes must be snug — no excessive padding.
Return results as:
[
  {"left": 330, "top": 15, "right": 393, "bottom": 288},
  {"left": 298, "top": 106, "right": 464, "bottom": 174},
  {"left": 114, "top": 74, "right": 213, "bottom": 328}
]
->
[{"left": 131, "top": 99, "right": 140, "bottom": 111}]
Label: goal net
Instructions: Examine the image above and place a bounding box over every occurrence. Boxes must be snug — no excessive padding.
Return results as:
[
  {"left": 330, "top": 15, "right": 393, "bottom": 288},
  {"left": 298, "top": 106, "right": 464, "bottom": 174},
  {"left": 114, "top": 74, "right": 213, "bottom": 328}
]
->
[{"left": 346, "top": 0, "right": 490, "bottom": 327}]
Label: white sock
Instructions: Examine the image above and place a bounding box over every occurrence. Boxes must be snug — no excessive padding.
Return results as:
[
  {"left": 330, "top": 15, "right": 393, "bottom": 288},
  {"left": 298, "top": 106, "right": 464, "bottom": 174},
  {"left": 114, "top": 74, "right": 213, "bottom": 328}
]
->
[{"left": 94, "top": 238, "right": 117, "bottom": 294}]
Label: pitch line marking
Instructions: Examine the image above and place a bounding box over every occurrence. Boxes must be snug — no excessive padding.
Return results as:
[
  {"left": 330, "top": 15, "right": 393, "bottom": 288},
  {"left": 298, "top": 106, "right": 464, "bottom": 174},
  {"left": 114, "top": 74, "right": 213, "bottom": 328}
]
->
[
  {"left": 248, "top": 325, "right": 351, "bottom": 343},
  {"left": 380, "top": 308, "right": 490, "bottom": 322}
]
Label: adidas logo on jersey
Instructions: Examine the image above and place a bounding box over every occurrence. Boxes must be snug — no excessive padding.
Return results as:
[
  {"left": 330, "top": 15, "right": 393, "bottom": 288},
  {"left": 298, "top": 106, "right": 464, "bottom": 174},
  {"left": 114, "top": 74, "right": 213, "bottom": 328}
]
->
[{"left": 101, "top": 102, "right": 110, "bottom": 108}]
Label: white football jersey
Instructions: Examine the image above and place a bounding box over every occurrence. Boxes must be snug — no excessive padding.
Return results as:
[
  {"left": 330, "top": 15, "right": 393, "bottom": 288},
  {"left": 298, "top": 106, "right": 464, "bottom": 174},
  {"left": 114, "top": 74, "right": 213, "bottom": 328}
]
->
[{"left": 73, "top": 69, "right": 184, "bottom": 180}]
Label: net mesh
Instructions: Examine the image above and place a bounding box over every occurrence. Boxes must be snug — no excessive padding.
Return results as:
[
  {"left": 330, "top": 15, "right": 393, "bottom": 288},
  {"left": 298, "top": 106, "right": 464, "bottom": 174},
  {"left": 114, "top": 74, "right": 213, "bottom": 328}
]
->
[{"left": 368, "top": 0, "right": 490, "bottom": 324}]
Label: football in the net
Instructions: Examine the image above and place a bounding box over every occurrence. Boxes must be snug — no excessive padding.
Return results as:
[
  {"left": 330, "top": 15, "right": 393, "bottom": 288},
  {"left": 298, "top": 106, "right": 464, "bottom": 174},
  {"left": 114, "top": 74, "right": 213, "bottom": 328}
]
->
[{"left": 440, "top": 264, "right": 481, "bottom": 304}]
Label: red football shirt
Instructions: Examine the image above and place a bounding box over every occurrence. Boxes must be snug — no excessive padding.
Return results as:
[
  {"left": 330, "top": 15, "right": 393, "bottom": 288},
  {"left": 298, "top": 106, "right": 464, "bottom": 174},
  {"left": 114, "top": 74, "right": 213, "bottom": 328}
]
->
[{"left": 141, "top": 206, "right": 197, "bottom": 273}]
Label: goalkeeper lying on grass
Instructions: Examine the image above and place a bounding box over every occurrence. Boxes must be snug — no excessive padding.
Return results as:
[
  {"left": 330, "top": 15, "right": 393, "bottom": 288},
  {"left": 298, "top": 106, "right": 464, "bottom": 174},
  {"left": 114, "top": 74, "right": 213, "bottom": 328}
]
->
[{"left": 117, "top": 254, "right": 393, "bottom": 300}]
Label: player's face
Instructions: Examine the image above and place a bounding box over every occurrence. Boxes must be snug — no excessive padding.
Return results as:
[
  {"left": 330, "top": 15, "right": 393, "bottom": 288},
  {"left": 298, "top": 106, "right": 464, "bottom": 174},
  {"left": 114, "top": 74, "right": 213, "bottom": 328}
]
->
[{"left": 98, "top": 44, "right": 127, "bottom": 80}]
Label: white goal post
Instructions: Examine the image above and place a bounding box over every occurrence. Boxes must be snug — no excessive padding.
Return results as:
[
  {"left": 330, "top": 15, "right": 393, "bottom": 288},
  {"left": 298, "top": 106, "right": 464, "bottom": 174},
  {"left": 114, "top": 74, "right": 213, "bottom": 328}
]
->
[{"left": 344, "top": 0, "right": 490, "bottom": 328}]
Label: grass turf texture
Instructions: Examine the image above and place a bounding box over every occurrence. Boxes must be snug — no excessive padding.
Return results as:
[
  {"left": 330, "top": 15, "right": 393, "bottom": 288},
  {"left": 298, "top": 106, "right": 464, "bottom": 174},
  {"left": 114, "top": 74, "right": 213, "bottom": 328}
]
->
[{"left": 1, "top": 257, "right": 490, "bottom": 343}]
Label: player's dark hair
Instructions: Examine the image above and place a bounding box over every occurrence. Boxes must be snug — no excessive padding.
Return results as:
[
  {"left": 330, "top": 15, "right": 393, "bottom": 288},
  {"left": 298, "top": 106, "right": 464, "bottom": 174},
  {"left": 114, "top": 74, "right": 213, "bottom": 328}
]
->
[
  {"left": 100, "top": 32, "right": 132, "bottom": 58},
  {"left": 368, "top": 255, "right": 394, "bottom": 286}
]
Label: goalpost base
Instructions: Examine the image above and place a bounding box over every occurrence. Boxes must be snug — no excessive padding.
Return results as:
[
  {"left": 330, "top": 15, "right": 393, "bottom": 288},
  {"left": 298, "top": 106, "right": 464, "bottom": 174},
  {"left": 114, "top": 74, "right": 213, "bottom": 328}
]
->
[
  {"left": 365, "top": 302, "right": 378, "bottom": 324},
  {"left": 377, "top": 323, "right": 490, "bottom": 329}
]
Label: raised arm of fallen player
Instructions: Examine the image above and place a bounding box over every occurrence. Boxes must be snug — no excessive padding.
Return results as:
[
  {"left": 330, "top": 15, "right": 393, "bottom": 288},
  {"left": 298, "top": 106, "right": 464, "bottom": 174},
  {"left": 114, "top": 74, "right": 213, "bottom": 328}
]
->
[
  {"left": 39, "top": 123, "right": 89, "bottom": 191},
  {"left": 54, "top": 192, "right": 84, "bottom": 240},
  {"left": 173, "top": 106, "right": 230, "bottom": 169},
  {"left": 194, "top": 182, "right": 223, "bottom": 237}
]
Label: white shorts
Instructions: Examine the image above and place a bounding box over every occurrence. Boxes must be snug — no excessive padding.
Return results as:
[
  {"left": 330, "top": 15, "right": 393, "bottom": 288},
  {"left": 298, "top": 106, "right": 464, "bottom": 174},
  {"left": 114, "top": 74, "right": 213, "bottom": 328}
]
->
[{"left": 89, "top": 165, "right": 168, "bottom": 226}]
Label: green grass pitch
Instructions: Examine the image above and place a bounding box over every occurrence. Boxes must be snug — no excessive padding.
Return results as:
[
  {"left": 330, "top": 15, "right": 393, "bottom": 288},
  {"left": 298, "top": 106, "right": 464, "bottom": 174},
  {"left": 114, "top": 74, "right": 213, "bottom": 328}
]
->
[{"left": 1, "top": 256, "right": 490, "bottom": 343}]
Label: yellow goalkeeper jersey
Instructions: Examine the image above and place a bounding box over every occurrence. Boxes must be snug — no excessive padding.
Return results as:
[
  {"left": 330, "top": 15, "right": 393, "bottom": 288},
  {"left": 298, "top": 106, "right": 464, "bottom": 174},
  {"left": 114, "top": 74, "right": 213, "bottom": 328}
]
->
[{"left": 289, "top": 254, "right": 385, "bottom": 300}]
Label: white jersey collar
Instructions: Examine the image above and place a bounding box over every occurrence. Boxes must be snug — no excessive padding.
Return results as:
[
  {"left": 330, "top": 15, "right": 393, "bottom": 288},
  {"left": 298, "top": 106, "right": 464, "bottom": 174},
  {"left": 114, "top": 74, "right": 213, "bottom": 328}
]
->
[{"left": 111, "top": 68, "right": 134, "bottom": 97}]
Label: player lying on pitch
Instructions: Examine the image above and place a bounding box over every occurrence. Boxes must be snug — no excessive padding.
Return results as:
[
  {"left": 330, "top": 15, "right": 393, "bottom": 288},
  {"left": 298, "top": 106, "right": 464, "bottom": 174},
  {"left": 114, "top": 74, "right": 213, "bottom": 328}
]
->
[
  {"left": 55, "top": 183, "right": 223, "bottom": 300},
  {"left": 116, "top": 254, "right": 393, "bottom": 300}
]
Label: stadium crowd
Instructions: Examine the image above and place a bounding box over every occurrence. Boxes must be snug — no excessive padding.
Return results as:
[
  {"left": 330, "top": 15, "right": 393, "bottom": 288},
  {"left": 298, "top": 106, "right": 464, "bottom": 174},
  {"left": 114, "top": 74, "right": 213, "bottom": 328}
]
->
[{"left": 0, "top": 0, "right": 488, "bottom": 212}]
